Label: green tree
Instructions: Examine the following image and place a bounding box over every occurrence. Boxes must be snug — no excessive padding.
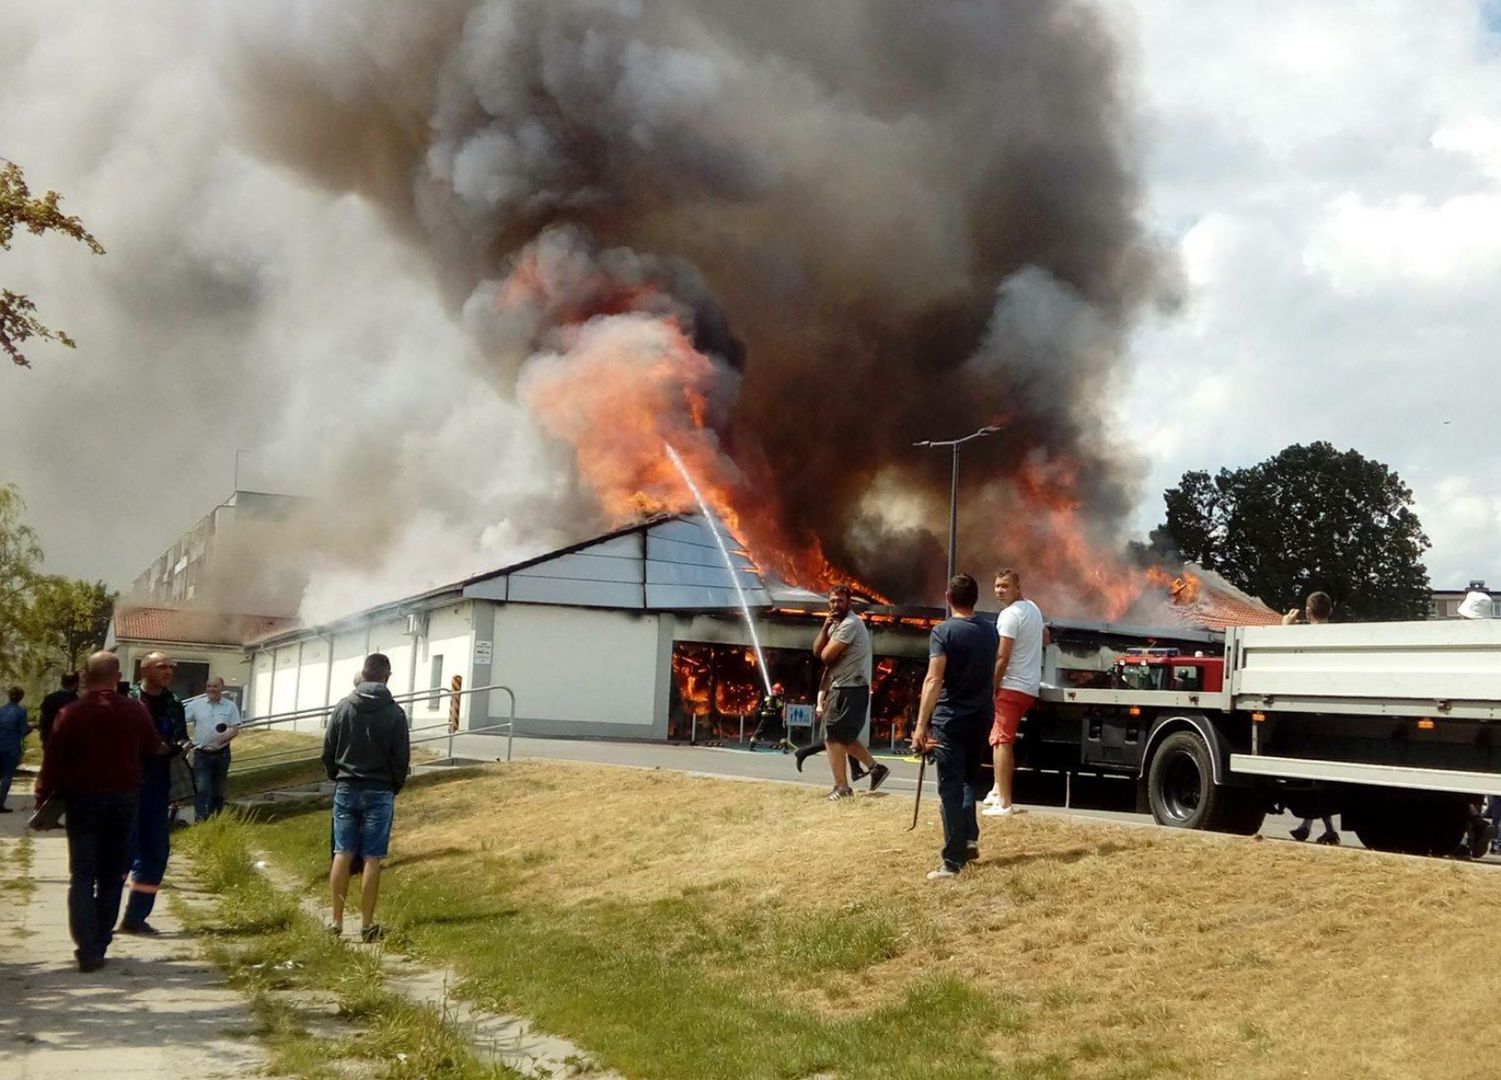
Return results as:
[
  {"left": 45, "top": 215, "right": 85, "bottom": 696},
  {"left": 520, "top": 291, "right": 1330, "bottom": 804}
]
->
[
  {"left": 23, "top": 575, "right": 116, "bottom": 675},
  {"left": 2, "top": 159, "right": 105, "bottom": 367},
  {"left": 1158, "top": 442, "right": 1431, "bottom": 621},
  {"left": 0, "top": 483, "right": 43, "bottom": 676}
]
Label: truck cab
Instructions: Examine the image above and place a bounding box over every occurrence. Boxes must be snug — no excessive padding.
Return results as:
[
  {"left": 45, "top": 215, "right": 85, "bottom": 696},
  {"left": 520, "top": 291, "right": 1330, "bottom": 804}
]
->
[{"left": 1112, "top": 649, "right": 1224, "bottom": 694}]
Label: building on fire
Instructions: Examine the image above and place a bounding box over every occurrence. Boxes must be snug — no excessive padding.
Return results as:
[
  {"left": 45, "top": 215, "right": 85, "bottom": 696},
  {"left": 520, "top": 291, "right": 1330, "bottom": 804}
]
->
[{"left": 232, "top": 513, "right": 1257, "bottom": 745}]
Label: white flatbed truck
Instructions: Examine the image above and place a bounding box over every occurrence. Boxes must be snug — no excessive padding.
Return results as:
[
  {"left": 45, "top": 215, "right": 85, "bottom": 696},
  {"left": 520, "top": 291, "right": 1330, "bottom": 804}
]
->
[{"left": 1024, "top": 620, "right": 1501, "bottom": 854}]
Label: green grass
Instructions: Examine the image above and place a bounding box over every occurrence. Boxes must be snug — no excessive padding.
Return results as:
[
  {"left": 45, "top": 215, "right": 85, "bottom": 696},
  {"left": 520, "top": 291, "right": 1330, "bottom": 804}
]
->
[
  {"left": 225, "top": 730, "right": 439, "bottom": 798},
  {"left": 1, "top": 834, "right": 36, "bottom": 902},
  {"left": 177, "top": 812, "right": 519, "bottom": 1080},
  {"left": 244, "top": 798, "right": 1056, "bottom": 1080}
]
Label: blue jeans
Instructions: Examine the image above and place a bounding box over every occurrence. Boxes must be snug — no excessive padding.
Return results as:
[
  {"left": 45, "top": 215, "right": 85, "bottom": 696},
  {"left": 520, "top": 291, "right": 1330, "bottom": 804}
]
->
[
  {"left": 193, "top": 748, "right": 231, "bottom": 821},
  {"left": 66, "top": 791, "right": 139, "bottom": 963},
  {"left": 124, "top": 782, "right": 171, "bottom": 925},
  {"left": 933, "top": 718, "right": 986, "bottom": 872},
  {"left": 332, "top": 784, "right": 395, "bottom": 860},
  {"left": 0, "top": 748, "right": 20, "bottom": 808}
]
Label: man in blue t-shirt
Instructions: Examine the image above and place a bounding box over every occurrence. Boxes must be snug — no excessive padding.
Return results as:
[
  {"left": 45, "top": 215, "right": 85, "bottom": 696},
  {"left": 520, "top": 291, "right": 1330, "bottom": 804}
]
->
[{"left": 910, "top": 574, "right": 1000, "bottom": 879}]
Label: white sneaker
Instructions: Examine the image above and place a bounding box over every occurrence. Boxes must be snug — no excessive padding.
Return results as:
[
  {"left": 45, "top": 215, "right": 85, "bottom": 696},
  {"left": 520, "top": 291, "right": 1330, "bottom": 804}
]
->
[
  {"left": 981, "top": 803, "right": 1020, "bottom": 817},
  {"left": 981, "top": 789, "right": 1002, "bottom": 806},
  {"left": 926, "top": 866, "right": 959, "bottom": 880}
]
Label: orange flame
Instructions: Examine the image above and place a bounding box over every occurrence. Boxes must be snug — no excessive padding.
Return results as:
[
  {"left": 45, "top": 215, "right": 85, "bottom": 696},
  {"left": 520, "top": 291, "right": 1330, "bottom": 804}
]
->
[
  {"left": 1146, "top": 566, "right": 1202, "bottom": 606},
  {"left": 505, "top": 240, "right": 1204, "bottom": 616},
  {"left": 508, "top": 243, "right": 888, "bottom": 598}
]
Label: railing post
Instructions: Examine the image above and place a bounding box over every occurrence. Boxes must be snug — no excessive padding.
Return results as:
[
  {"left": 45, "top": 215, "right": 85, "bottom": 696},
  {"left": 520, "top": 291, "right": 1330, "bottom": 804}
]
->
[
  {"left": 507, "top": 688, "right": 516, "bottom": 763},
  {"left": 447, "top": 674, "right": 462, "bottom": 761}
]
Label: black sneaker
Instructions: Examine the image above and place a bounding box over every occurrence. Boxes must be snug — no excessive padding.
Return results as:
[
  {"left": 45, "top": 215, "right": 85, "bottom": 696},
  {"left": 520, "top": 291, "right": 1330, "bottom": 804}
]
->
[
  {"left": 794, "top": 744, "right": 823, "bottom": 773},
  {"left": 867, "top": 763, "right": 891, "bottom": 792},
  {"left": 77, "top": 955, "right": 107, "bottom": 973},
  {"left": 850, "top": 759, "right": 868, "bottom": 783},
  {"left": 117, "top": 920, "right": 161, "bottom": 937},
  {"left": 360, "top": 924, "right": 386, "bottom": 943},
  {"left": 0, "top": 806, "right": 14, "bottom": 814},
  {"left": 963, "top": 841, "right": 980, "bottom": 864},
  {"left": 1315, "top": 831, "right": 1340, "bottom": 846},
  {"left": 1289, "top": 825, "right": 1310, "bottom": 843}
]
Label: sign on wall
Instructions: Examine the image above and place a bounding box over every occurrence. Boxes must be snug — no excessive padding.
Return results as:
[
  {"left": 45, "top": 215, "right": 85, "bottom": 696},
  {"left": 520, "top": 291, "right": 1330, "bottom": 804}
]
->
[
  {"left": 474, "top": 640, "right": 494, "bottom": 666},
  {"left": 784, "top": 703, "right": 815, "bottom": 731}
]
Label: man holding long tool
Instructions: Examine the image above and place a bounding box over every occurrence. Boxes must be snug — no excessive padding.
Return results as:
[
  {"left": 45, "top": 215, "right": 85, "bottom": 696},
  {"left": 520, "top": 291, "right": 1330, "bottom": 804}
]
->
[{"left": 911, "top": 574, "right": 999, "bottom": 879}]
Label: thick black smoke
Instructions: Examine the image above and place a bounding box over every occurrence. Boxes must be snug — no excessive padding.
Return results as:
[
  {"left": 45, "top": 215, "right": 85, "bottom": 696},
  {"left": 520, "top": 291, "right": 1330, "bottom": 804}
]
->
[{"left": 4, "top": 1, "right": 1164, "bottom": 615}]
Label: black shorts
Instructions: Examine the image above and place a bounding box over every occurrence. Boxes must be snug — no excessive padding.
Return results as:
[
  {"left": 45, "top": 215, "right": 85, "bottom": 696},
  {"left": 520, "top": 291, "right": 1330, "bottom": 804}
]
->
[{"left": 824, "top": 685, "right": 869, "bottom": 745}]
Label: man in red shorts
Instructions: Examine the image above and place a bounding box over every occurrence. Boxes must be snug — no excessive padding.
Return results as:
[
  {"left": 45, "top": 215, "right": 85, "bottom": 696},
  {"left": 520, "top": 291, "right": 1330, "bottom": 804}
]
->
[{"left": 982, "top": 568, "right": 1046, "bottom": 817}]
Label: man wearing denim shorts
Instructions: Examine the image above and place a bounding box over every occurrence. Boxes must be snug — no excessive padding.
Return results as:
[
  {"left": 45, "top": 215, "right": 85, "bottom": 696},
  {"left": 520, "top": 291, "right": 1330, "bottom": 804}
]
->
[
  {"left": 323, "top": 653, "right": 409, "bottom": 942},
  {"left": 982, "top": 568, "right": 1046, "bottom": 818}
]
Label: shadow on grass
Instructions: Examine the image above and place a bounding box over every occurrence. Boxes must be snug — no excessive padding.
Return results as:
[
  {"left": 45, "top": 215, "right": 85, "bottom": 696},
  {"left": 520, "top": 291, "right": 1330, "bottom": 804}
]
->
[
  {"left": 382, "top": 846, "right": 469, "bottom": 871},
  {"left": 981, "top": 840, "right": 1134, "bottom": 869},
  {"left": 400, "top": 906, "right": 521, "bottom": 929}
]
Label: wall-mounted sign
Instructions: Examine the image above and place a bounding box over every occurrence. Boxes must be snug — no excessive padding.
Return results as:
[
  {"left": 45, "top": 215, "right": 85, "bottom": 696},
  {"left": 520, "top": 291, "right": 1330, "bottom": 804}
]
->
[
  {"left": 784, "top": 703, "right": 815, "bottom": 730},
  {"left": 473, "top": 640, "right": 494, "bottom": 666}
]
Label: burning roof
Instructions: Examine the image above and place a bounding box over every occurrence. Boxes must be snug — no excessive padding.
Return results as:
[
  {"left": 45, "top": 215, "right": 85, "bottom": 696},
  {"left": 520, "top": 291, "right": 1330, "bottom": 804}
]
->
[{"left": 1128, "top": 566, "right": 1284, "bottom": 631}]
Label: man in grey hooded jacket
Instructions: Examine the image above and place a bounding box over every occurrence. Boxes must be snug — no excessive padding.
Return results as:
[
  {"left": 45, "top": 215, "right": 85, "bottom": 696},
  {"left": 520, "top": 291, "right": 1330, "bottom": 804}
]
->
[{"left": 323, "top": 653, "right": 410, "bottom": 941}]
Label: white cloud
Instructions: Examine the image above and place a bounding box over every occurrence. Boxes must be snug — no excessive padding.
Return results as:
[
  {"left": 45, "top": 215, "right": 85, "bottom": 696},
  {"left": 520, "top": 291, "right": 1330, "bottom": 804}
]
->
[{"left": 1117, "top": 0, "right": 1501, "bottom": 588}]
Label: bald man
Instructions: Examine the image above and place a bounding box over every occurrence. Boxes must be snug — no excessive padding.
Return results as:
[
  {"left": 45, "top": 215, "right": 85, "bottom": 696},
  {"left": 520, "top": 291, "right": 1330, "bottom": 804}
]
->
[
  {"left": 36, "top": 652, "right": 170, "bottom": 971},
  {"left": 119, "top": 651, "right": 190, "bottom": 936}
]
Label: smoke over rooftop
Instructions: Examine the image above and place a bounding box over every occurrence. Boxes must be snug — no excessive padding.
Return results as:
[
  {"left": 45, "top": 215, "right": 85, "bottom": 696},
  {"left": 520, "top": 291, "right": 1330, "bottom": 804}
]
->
[{"left": 2, "top": 1, "right": 1168, "bottom": 619}]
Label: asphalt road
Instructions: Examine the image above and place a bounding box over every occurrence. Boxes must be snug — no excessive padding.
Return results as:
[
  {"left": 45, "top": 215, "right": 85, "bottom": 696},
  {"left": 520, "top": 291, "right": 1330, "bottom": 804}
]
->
[{"left": 443, "top": 731, "right": 1484, "bottom": 858}]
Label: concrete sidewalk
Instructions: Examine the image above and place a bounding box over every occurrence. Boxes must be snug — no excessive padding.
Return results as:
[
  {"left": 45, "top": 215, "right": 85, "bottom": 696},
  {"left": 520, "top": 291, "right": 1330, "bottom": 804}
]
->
[{"left": 0, "top": 787, "right": 268, "bottom": 1078}]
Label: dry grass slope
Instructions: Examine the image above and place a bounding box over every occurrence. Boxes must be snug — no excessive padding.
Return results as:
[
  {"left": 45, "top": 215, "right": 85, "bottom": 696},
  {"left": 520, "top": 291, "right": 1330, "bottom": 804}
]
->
[{"left": 259, "top": 762, "right": 1501, "bottom": 1079}]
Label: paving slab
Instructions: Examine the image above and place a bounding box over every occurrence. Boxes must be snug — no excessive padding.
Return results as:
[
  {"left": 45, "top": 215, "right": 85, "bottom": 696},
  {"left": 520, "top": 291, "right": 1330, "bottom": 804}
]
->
[{"left": 0, "top": 783, "right": 272, "bottom": 1079}]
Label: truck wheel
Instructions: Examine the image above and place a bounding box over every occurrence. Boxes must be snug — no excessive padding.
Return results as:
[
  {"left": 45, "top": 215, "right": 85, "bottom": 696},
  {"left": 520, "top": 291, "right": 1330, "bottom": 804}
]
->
[
  {"left": 1352, "top": 795, "right": 1469, "bottom": 856},
  {"left": 1218, "top": 790, "right": 1268, "bottom": 836},
  {"left": 1145, "top": 730, "right": 1264, "bottom": 834},
  {"left": 1148, "top": 731, "right": 1216, "bottom": 830}
]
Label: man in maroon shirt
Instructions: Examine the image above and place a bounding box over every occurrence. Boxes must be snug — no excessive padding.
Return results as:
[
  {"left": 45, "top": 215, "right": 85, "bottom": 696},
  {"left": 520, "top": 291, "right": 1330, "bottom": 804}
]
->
[{"left": 36, "top": 651, "right": 169, "bottom": 972}]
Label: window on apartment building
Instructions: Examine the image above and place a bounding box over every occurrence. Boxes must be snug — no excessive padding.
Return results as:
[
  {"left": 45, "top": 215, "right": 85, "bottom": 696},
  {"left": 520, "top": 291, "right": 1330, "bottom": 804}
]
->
[{"left": 429, "top": 655, "right": 443, "bottom": 709}]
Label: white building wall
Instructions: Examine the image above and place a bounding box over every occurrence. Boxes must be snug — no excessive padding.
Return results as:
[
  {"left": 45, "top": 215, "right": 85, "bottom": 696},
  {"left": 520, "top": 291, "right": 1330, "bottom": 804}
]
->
[
  {"left": 417, "top": 605, "right": 474, "bottom": 730},
  {"left": 270, "top": 644, "right": 300, "bottom": 723},
  {"left": 367, "top": 616, "right": 415, "bottom": 702},
  {"left": 115, "top": 642, "right": 248, "bottom": 692},
  {"left": 490, "top": 603, "right": 658, "bottom": 732},
  {"left": 249, "top": 651, "right": 273, "bottom": 719},
  {"left": 329, "top": 629, "right": 369, "bottom": 703},
  {"left": 295, "top": 637, "right": 331, "bottom": 731}
]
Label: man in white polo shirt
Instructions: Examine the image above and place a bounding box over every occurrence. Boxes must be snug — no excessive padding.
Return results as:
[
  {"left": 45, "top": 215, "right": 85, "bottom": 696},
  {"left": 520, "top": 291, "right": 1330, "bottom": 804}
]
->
[
  {"left": 982, "top": 567, "right": 1046, "bottom": 817},
  {"left": 186, "top": 676, "right": 242, "bottom": 821}
]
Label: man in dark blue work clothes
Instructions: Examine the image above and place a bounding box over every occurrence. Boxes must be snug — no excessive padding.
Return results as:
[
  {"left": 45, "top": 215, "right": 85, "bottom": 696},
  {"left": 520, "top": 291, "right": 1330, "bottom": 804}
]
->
[
  {"left": 909, "top": 574, "right": 1000, "bottom": 879},
  {"left": 120, "top": 651, "right": 191, "bottom": 935}
]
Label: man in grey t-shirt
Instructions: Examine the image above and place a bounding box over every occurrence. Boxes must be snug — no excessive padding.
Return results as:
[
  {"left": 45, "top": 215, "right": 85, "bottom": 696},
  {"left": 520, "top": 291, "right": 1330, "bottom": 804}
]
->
[{"left": 810, "top": 585, "right": 889, "bottom": 799}]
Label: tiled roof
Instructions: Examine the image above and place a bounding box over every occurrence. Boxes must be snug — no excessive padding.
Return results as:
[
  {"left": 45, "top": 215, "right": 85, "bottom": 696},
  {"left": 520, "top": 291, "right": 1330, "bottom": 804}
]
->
[
  {"left": 112, "top": 606, "right": 300, "bottom": 646},
  {"left": 1162, "top": 573, "right": 1284, "bottom": 631}
]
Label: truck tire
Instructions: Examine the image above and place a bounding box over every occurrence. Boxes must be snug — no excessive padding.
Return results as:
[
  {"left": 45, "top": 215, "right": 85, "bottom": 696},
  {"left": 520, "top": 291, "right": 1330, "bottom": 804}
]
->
[
  {"left": 1351, "top": 794, "right": 1469, "bottom": 856},
  {"left": 1146, "top": 730, "right": 1253, "bottom": 833}
]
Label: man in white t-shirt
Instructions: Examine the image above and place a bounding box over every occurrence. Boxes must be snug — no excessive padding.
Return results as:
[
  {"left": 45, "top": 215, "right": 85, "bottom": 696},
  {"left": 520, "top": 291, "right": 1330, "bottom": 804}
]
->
[
  {"left": 185, "top": 676, "right": 242, "bottom": 821},
  {"left": 982, "top": 568, "right": 1046, "bottom": 817}
]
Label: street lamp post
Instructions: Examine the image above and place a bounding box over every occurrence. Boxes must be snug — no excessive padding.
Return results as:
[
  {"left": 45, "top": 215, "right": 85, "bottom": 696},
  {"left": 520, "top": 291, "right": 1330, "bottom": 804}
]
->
[{"left": 913, "top": 425, "right": 1001, "bottom": 606}]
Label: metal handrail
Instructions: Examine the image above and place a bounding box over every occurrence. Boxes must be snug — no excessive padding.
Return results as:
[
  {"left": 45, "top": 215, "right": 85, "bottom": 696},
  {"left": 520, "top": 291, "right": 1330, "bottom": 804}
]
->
[
  {"left": 238, "top": 681, "right": 514, "bottom": 731},
  {"left": 229, "top": 682, "right": 518, "bottom": 776},
  {"left": 229, "top": 720, "right": 455, "bottom": 770}
]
